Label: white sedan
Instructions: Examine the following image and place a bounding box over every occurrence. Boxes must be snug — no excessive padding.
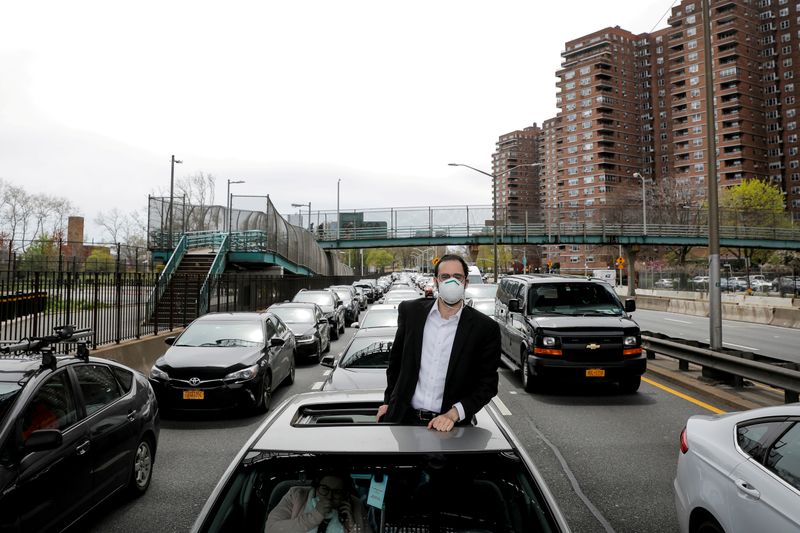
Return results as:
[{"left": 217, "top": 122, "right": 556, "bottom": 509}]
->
[{"left": 674, "top": 404, "right": 800, "bottom": 533}]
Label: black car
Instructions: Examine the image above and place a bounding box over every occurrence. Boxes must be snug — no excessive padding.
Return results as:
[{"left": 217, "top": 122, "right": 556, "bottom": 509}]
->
[
  {"left": 352, "top": 282, "right": 376, "bottom": 303},
  {"left": 496, "top": 275, "right": 644, "bottom": 393},
  {"left": 266, "top": 302, "right": 330, "bottom": 362},
  {"left": 149, "top": 312, "right": 296, "bottom": 414},
  {"left": 291, "top": 289, "right": 346, "bottom": 340},
  {"left": 0, "top": 326, "right": 160, "bottom": 533},
  {"left": 329, "top": 285, "right": 360, "bottom": 326}
]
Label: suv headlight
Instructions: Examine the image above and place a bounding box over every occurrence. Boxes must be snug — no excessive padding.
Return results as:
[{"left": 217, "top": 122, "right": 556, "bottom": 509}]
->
[
  {"left": 224, "top": 364, "right": 260, "bottom": 382},
  {"left": 297, "top": 334, "right": 314, "bottom": 342},
  {"left": 150, "top": 366, "right": 169, "bottom": 381},
  {"left": 542, "top": 336, "right": 557, "bottom": 347},
  {"left": 624, "top": 336, "right": 639, "bottom": 347}
]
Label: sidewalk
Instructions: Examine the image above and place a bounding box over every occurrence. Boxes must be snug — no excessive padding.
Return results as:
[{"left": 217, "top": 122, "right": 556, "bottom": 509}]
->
[{"left": 645, "top": 354, "right": 786, "bottom": 412}]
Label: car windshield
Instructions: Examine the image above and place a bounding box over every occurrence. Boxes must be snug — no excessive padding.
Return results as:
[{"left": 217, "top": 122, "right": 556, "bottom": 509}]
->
[
  {"left": 175, "top": 321, "right": 264, "bottom": 347},
  {"left": 294, "top": 292, "right": 333, "bottom": 306},
  {"left": 472, "top": 300, "right": 496, "bottom": 317},
  {"left": 332, "top": 290, "right": 352, "bottom": 303},
  {"left": 466, "top": 284, "right": 497, "bottom": 299},
  {"left": 0, "top": 382, "right": 22, "bottom": 427},
  {"left": 270, "top": 307, "right": 314, "bottom": 324},
  {"left": 528, "top": 283, "right": 624, "bottom": 316},
  {"left": 339, "top": 338, "right": 394, "bottom": 368},
  {"left": 360, "top": 309, "right": 399, "bottom": 328},
  {"left": 197, "top": 452, "right": 559, "bottom": 533}
]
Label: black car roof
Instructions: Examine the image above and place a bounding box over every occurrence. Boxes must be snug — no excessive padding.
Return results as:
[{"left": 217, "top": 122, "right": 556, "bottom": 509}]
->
[{"left": 504, "top": 274, "right": 604, "bottom": 285}]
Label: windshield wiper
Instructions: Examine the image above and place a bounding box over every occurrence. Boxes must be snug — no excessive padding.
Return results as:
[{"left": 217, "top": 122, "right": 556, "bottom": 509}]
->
[{"left": 533, "top": 310, "right": 576, "bottom": 316}]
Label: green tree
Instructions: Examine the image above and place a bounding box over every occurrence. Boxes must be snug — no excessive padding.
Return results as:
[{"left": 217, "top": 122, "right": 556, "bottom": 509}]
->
[
  {"left": 85, "top": 247, "right": 116, "bottom": 272},
  {"left": 718, "top": 180, "right": 790, "bottom": 279},
  {"left": 366, "top": 249, "right": 394, "bottom": 273},
  {"left": 18, "top": 235, "right": 59, "bottom": 271},
  {"left": 475, "top": 245, "right": 513, "bottom": 274}
]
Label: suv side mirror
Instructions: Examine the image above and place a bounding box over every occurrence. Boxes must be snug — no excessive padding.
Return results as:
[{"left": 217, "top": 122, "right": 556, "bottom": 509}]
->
[
  {"left": 320, "top": 355, "right": 336, "bottom": 368},
  {"left": 625, "top": 299, "right": 636, "bottom": 313},
  {"left": 24, "top": 429, "right": 63, "bottom": 453},
  {"left": 508, "top": 299, "right": 522, "bottom": 313},
  {"left": 165, "top": 336, "right": 176, "bottom": 345}
]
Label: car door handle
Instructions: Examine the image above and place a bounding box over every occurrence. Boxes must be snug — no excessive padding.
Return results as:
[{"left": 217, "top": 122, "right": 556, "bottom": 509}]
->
[
  {"left": 127, "top": 410, "right": 137, "bottom": 422},
  {"left": 76, "top": 440, "right": 90, "bottom": 456},
  {"left": 735, "top": 479, "right": 761, "bottom": 500}
]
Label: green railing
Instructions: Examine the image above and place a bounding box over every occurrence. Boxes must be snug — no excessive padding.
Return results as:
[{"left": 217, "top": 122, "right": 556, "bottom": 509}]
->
[
  {"left": 198, "top": 233, "right": 230, "bottom": 316},
  {"left": 146, "top": 234, "right": 187, "bottom": 320}
]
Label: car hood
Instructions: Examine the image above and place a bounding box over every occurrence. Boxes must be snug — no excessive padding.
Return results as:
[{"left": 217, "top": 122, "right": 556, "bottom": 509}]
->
[
  {"left": 325, "top": 368, "right": 387, "bottom": 391},
  {"left": 284, "top": 323, "right": 316, "bottom": 336},
  {"left": 528, "top": 315, "right": 638, "bottom": 331},
  {"left": 157, "top": 345, "right": 263, "bottom": 372}
]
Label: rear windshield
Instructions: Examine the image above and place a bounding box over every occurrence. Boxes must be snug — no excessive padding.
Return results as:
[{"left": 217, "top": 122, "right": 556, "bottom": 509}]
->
[
  {"left": 360, "top": 309, "right": 398, "bottom": 328},
  {"left": 294, "top": 292, "right": 333, "bottom": 306},
  {"left": 339, "top": 337, "right": 394, "bottom": 368},
  {"left": 528, "top": 283, "right": 624, "bottom": 316},
  {"left": 197, "top": 452, "right": 560, "bottom": 533}
]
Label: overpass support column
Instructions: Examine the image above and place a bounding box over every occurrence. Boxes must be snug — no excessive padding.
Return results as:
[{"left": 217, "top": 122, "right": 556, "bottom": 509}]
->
[{"left": 624, "top": 245, "right": 639, "bottom": 297}]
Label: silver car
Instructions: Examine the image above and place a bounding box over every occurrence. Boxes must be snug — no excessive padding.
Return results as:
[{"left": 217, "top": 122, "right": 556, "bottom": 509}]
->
[
  {"left": 191, "top": 390, "right": 571, "bottom": 532},
  {"left": 674, "top": 404, "right": 800, "bottom": 533},
  {"left": 320, "top": 327, "right": 395, "bottom": 391}
]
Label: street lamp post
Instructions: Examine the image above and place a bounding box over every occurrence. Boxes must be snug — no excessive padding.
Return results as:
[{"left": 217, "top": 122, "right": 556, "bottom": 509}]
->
[
  {"left": 291, "top": 202, "right": 312, "bottom": 231},
  {"left": 227, "top": 179, "right": 245, "bottom": 233},
  {"left": 448, "top": 162, "right": 542, "bottom": 282},
  {"left": 632, "top": 172, "right": 647, "bottom": 236},
  {"left": 336, "top": 179, "right": 341, "bottom": 240},
  {"left": 168, "top": 155, "right": 182, "bottom": 248}
]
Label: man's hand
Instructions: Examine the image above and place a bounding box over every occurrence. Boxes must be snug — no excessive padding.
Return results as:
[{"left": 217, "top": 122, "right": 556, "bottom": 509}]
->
[
  {"left": 376, "top": 404, "right": 388, "bottom": 422},
  {"left": 428, "top": 407, "right": 459, "bottom": 432},
  {"left": 338, "top": 500, "right": 354, "bottom": 531}
]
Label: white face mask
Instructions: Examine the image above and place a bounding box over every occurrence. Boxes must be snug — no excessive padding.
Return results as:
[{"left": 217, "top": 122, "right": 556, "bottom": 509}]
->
[{"left": 437, "top": 277, "right": 465, "bottom": 305}]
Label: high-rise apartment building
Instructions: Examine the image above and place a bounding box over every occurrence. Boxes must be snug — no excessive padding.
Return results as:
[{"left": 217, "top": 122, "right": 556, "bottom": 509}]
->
[{"left": 492, "top": 125, "right": 544, "bottom": 225}]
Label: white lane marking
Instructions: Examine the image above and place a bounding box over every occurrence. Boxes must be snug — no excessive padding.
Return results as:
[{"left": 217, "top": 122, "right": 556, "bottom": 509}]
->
[
  {"left": 663, "top": 318, "right": 692, "bottom": 324},
  {"left": 774, "top": 335, "right": 781, "bottom": 339},
  {"left": 704, "top": 339, "right": 760, "bottom": 351},
  {"left": 323, "top": 370, "right": 331, "bottom": 376},
  {"left": 310, "top": 381, "right": 324, "bottom": 390},
  {"left": 492, "top": 396, "right": 513, "bottom": 416}
]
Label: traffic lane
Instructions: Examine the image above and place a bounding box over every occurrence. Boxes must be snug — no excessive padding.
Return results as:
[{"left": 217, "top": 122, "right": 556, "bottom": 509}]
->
[
  {"left": 497, "top": 367, "right": 723, "bottom": 533},
  {"left": 631, "top": 308, "right": 800, "bottom": 363},
  {"left": 77, "top": 325, "right": 359, "bottom": 533}
]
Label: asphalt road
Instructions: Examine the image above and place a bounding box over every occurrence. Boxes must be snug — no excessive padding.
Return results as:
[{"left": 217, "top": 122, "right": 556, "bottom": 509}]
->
[
  {"left": 77, "top": 310, "right": 734, "bottom": 533},
  {"left": 631, "top": 307, "right": 800, "bottom": 363}
]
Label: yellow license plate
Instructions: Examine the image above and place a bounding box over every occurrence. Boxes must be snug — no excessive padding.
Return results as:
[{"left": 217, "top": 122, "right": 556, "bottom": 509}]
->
[
  {"left": 585, "top": 369, "right": 606, "bottom": 378},
  {"left": 183, "top": 390, "right": 205, "bottom": 400}
]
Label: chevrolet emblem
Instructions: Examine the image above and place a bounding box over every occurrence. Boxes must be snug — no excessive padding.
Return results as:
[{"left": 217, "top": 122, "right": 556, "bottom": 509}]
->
[{"left": 586, "top": 343, "right": 601, "bottom": 350}]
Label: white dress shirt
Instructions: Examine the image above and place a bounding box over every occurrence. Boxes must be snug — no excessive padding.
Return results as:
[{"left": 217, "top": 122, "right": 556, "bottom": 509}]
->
[{"left": 410, "top": 301, "right": 466, "bottom": 420}]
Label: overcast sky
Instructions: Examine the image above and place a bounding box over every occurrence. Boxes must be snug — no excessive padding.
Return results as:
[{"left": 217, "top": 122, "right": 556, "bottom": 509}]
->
[{"left": 1, "top": 0, "right": 675, "bottom": 241}]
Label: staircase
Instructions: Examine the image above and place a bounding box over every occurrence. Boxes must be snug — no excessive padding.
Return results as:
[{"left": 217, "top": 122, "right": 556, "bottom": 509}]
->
[{"left": 153, "top": 254, "right": 215, "bottom": 326}]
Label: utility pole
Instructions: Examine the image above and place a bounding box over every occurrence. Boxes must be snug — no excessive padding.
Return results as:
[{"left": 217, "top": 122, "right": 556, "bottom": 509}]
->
[{"left": 168, "top": 155, "right": 182, "bottom": 248}]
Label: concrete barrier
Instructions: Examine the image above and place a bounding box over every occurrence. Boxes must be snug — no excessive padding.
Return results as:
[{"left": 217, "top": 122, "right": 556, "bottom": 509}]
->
[{"left": 92, "top": 329, "right": 183, "bottom": 375}]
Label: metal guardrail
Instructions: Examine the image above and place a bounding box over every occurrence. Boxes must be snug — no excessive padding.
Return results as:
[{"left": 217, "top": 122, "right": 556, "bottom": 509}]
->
[
  {"left": 198, "top": 233, "right": 230, "bottom": 316},
  {"left": 146, "top": 234, "right": 187, "bottom": 319},
  {"left": 642, "top": 334, "right": 800, "bottom": 404}
]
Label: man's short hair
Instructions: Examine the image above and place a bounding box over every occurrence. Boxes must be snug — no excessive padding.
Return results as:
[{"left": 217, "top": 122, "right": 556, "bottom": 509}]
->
[{"left": 434, "top": 254, "right": 469, "bottom": 277}]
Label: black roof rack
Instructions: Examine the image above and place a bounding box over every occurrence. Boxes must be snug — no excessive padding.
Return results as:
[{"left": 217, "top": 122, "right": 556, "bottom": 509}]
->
[{"left": 1, "top": 325, "right": 93, "bottom": 370}]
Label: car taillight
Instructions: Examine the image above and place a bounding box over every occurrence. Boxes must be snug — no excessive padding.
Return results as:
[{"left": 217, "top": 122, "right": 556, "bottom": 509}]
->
[{"left": 679, "top": 427, "right": 689, "bottom": 454}]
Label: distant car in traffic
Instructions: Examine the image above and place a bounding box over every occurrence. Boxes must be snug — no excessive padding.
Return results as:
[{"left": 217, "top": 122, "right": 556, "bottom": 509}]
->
[
  {"left": 150, "top": 312, "right": 296, "bottom": 414},
  {"left": 266, "top": 302, "right": 331, "bottom": 362},
  {"left": 674, "top": 404, "right": 800, "bottom": 533},
  {"left": 654, "top": 278, "right": 675, "bottom": 289},
  {"left": 321, "top": 327, "right": 395, "bottom": 391},
  {"left": 0, "top": 327, "right": 160, "bottom": 532},
  {"left": 329, "top": 285, "right": 361, "bottom": 326},
  {"left": 292, "top": 289, "right": 346, "bottom": 340},
  {"left": 190, "top": 390, "right": 571, "bottom": 533},
  {"left": 354, "top": 305, "right": 399, "bottom": 330}
]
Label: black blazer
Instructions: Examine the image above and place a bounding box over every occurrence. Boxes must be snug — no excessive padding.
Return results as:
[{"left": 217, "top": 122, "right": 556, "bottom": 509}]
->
[{"left": 383, "top": 298, "right": 501, "bottom": 423}]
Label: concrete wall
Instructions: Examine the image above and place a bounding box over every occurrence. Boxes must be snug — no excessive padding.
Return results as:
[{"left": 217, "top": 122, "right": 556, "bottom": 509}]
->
[{"left": 92, "top": 329, "right": 183, "bottom": 374}]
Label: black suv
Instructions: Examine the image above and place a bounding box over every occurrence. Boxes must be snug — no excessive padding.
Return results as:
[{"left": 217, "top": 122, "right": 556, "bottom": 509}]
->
[
  {"left": 0, "top": 326, "right": 160, "bottom": 532},
  {"left": 496, "top": 275, "right": 644, "bottom": 393}
]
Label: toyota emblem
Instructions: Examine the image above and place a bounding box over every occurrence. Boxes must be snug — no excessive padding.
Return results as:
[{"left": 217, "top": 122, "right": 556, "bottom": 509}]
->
[{"left": 189, "top": 377, "right": 201, "bottom": 386}]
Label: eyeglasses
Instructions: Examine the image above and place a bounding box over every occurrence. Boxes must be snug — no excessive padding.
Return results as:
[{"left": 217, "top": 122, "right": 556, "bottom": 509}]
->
[
  {"left": 437, "top": 273, "right": 465, "bottom": 282},
  {"left": 317, "top": 483, "right": 346, "bottom": 499}
]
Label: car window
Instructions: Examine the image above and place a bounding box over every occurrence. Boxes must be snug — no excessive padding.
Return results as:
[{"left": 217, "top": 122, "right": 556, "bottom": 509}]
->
[
  {"left": 176, "top": 320, "right": 264, "bottom": 347},
  {"left": 198, "top": 452, "right": 560, "bottom": 533},
  {"left": 274, "top": 317, "right": 287, "bottom": 336},
  {"left": 737, "top": 421, "right": 784, "bottom": 460},
  {"left": 270, "top": 307, "right": 314, "bottom": 324},
  {"left": 360, "top": 309, "right": 399, "bottom": 328},
  {"left": 265, "top": 319, "right": 277, "bottom": 339},
  {"left": 0, "top": 382, "right": 22, "bottom": 429},
  {"left": 528, "top": 283, "right": 623, "bottom": 316},
  {"left": 74, "top": 364, "right": 123, "bottom": 416},
  {"left": 340, "top": 338, "right": 394, "bottom": 368},
  {"left": 293, "top": 292, "right": 333, "bottom": 306},
  {"left": 21, "top": 371, "right": 79, "bottom": 441},
  {"left": 765, "top": 423, "right": 800, "bottom": 491},
  {"left": 111, "top": 366, "right": 134, "bottom": 393}
]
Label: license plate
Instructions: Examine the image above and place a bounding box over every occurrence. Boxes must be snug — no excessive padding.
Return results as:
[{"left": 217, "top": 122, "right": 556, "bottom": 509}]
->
[
  {"left": 585, "top": 369, "right": 606, "bottom": 378},
  {"left": 183, "top": 390, "right": 205, "bottom": 400}
]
